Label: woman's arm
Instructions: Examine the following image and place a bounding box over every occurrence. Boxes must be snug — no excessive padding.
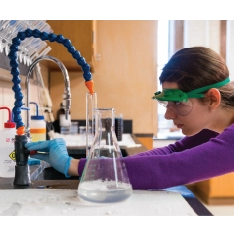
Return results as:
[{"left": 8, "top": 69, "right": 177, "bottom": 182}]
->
[
  {"left": 129, "top": 128, "right": 219, "bottom": 158},
  {"left": 77, "top": 128, "right": 223, "bottom": 189},
  {"left": 68, "top": 158, "right": 80, "bottom": 176}
]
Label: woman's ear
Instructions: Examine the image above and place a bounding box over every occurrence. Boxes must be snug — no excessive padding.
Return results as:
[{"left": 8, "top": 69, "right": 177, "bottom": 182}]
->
[{"left": 205, "top": 88, "right": 221, "bottom": 109}]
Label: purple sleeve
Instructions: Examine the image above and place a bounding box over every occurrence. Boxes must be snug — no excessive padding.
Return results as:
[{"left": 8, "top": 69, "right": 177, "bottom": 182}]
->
[
  {"left": 78, "top": 159, "right": 86, "bottom": 176},
  {"left": 78, "top": 127, "right": 234, "bottom": 190}
]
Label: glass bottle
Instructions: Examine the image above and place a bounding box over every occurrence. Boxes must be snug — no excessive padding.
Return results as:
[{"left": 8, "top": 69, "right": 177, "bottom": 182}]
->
[{"left": 78, "top": 108, "right": 132, "bottom": 203}]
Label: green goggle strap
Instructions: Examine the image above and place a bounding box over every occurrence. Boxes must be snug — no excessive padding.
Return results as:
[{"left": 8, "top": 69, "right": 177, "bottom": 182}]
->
[
  {"left": 187, "top": 77, "right": 230, "bottom": 98},
  {"left": 152, "top": 77, "right": 230, "bottom": 102}
]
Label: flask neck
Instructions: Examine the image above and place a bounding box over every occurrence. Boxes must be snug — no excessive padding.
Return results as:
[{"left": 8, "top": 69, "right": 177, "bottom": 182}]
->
[
  {"left": 95, "top": 108, "right": 115, "bottom": 133},
  {"left": 92, "top": 108, "right": 118, "bottom": 148}
]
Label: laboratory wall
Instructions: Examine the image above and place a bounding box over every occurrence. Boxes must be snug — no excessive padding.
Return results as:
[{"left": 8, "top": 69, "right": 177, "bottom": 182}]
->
[
  {"left": 49, "top": 21, "right": 158, "bottom": 135},
  {"left": 48, "top": 20, "right": 233, "bottom": 136}
]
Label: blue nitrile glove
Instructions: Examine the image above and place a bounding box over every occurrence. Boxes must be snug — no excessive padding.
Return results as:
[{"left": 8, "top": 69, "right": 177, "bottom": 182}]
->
[{"left": 25, "top": 138, "right": 72, "bottom": 178}]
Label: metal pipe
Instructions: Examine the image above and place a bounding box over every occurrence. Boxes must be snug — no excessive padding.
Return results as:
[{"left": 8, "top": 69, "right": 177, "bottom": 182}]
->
[{"left": 25, "top": 55, "right": 71, "bottom": 138}]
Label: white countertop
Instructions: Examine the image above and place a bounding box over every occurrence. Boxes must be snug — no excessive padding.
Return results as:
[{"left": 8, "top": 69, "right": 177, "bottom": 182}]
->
[
  {"left": 0, "top": 189, "right": 196, "bottom": 216},
  {"left": 54, "top": 133, "right": 142, "bottom": 148}
]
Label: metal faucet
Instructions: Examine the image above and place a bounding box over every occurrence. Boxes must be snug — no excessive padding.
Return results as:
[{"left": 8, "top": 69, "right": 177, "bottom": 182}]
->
[
  {"left": 25, "top": 55, "right": 71, "bottom": 138},
  {"left": 14, "top": 55, "right": 71, "bottom": 186},
  {"left": 13, "top": 55, "right": 71, "bottom": 186}
]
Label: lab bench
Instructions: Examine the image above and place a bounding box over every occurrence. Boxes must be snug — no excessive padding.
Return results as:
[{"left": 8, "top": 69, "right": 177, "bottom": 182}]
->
[
  {"left": 0, "top": 161, "right": 213, "bottom": 216},
  {"left": 0, "top": 135, "right": 213, "bottom": 216}
]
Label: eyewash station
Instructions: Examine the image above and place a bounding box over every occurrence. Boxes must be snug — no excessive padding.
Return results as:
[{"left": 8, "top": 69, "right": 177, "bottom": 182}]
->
[{"left": 0, "top": 20, "right": 211, "bottom": 216}]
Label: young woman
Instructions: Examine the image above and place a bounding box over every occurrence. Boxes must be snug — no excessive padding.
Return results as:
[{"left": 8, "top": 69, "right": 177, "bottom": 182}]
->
[{"left": 26, "top": 47, "right": 234, "bottom": 190}]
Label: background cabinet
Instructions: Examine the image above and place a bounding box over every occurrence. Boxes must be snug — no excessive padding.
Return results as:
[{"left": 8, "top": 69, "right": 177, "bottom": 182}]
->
[
  {"left": 193, "top": 173, "right": 234, "bottom": 205},
  {"left": 48, "top": 21, "right": 158, "bottom": 136},
  {"left": 46, "top": 20, "right": 96, "bottom": 71}
]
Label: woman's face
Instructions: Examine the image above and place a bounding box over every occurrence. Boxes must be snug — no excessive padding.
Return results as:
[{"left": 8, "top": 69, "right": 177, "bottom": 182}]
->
[{"left": 162, "top": 82, "right": 213, "bottom": 136}]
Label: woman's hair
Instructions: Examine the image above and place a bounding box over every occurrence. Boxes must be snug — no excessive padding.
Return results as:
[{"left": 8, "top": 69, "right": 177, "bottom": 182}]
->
[{"left": 159, "top": 46, "right": 234, "bottom": 109}]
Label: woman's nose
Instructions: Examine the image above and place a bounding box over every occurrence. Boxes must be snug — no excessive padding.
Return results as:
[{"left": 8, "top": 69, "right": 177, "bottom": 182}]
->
[{"left": 164, "top": 107, "right": 177, "bottom": 120}]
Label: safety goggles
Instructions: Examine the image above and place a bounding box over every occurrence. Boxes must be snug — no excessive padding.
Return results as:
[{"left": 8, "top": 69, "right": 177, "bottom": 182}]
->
[{"left": 152, "top": 78, "right": 230, "bottom": 116}]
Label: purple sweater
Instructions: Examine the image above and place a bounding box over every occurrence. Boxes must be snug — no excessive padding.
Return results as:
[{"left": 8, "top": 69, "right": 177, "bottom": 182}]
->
[{"left": 78, "top": 124, "right": 234, "bottom": 190}]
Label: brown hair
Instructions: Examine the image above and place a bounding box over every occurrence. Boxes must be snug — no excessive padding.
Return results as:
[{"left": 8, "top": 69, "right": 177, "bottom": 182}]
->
[{"left": 159, "top": 47, "right": 234, "bottom": 109}]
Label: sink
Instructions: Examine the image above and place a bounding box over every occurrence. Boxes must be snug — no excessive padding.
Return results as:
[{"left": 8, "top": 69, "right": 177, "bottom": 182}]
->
[
  {"left": 35, "top": 166, "right": 80, "bottom": 180},
  {"left": 33, "top": 148, "right": 128, "bottom": 181}
]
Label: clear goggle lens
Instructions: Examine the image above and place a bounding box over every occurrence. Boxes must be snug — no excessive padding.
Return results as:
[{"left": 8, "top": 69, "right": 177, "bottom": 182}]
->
[{"left": 157, "top": 100, "right": 193, "bottom": 116}]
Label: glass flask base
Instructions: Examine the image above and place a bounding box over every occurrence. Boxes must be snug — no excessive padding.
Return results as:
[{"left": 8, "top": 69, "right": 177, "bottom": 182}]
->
[{"left": 78, "top": 180, "right": 132, "bottom": 203}]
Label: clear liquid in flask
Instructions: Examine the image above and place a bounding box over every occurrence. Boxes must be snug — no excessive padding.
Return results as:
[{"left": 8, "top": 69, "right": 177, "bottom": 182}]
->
[{"left": 78, "top": 179, "right": 132, "bottom": 203}]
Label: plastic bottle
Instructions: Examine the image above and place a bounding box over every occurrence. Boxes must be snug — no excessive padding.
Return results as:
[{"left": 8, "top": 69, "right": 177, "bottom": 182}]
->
[
  {"left": 29, "top": 102, "right": 46, "bottom": 142},
  {"left": 0, "top": 106, "right": 16, "bottom": 178},
  {"left": 59, "top": 103, "right": 71, "bottom": 135}
]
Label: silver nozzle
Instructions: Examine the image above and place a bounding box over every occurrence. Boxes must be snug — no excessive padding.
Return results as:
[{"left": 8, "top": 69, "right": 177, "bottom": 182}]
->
[{"left": 62, "top": 92, "right": 71, "bottom": 119}]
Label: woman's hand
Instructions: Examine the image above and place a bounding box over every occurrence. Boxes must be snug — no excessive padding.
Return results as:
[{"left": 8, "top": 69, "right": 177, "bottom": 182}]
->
[{"left": 25, "top": 138, "right": 75, "bottom": 178}]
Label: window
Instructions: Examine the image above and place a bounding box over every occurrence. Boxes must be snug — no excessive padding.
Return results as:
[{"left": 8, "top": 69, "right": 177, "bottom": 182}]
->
[{"left": 156, "top": 20, "right": 184, "bottom": 139}]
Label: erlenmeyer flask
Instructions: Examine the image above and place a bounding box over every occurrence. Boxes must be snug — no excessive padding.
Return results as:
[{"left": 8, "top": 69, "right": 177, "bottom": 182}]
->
[{"left": 78, "top": 108, "right": 132, "bottom": 203}]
